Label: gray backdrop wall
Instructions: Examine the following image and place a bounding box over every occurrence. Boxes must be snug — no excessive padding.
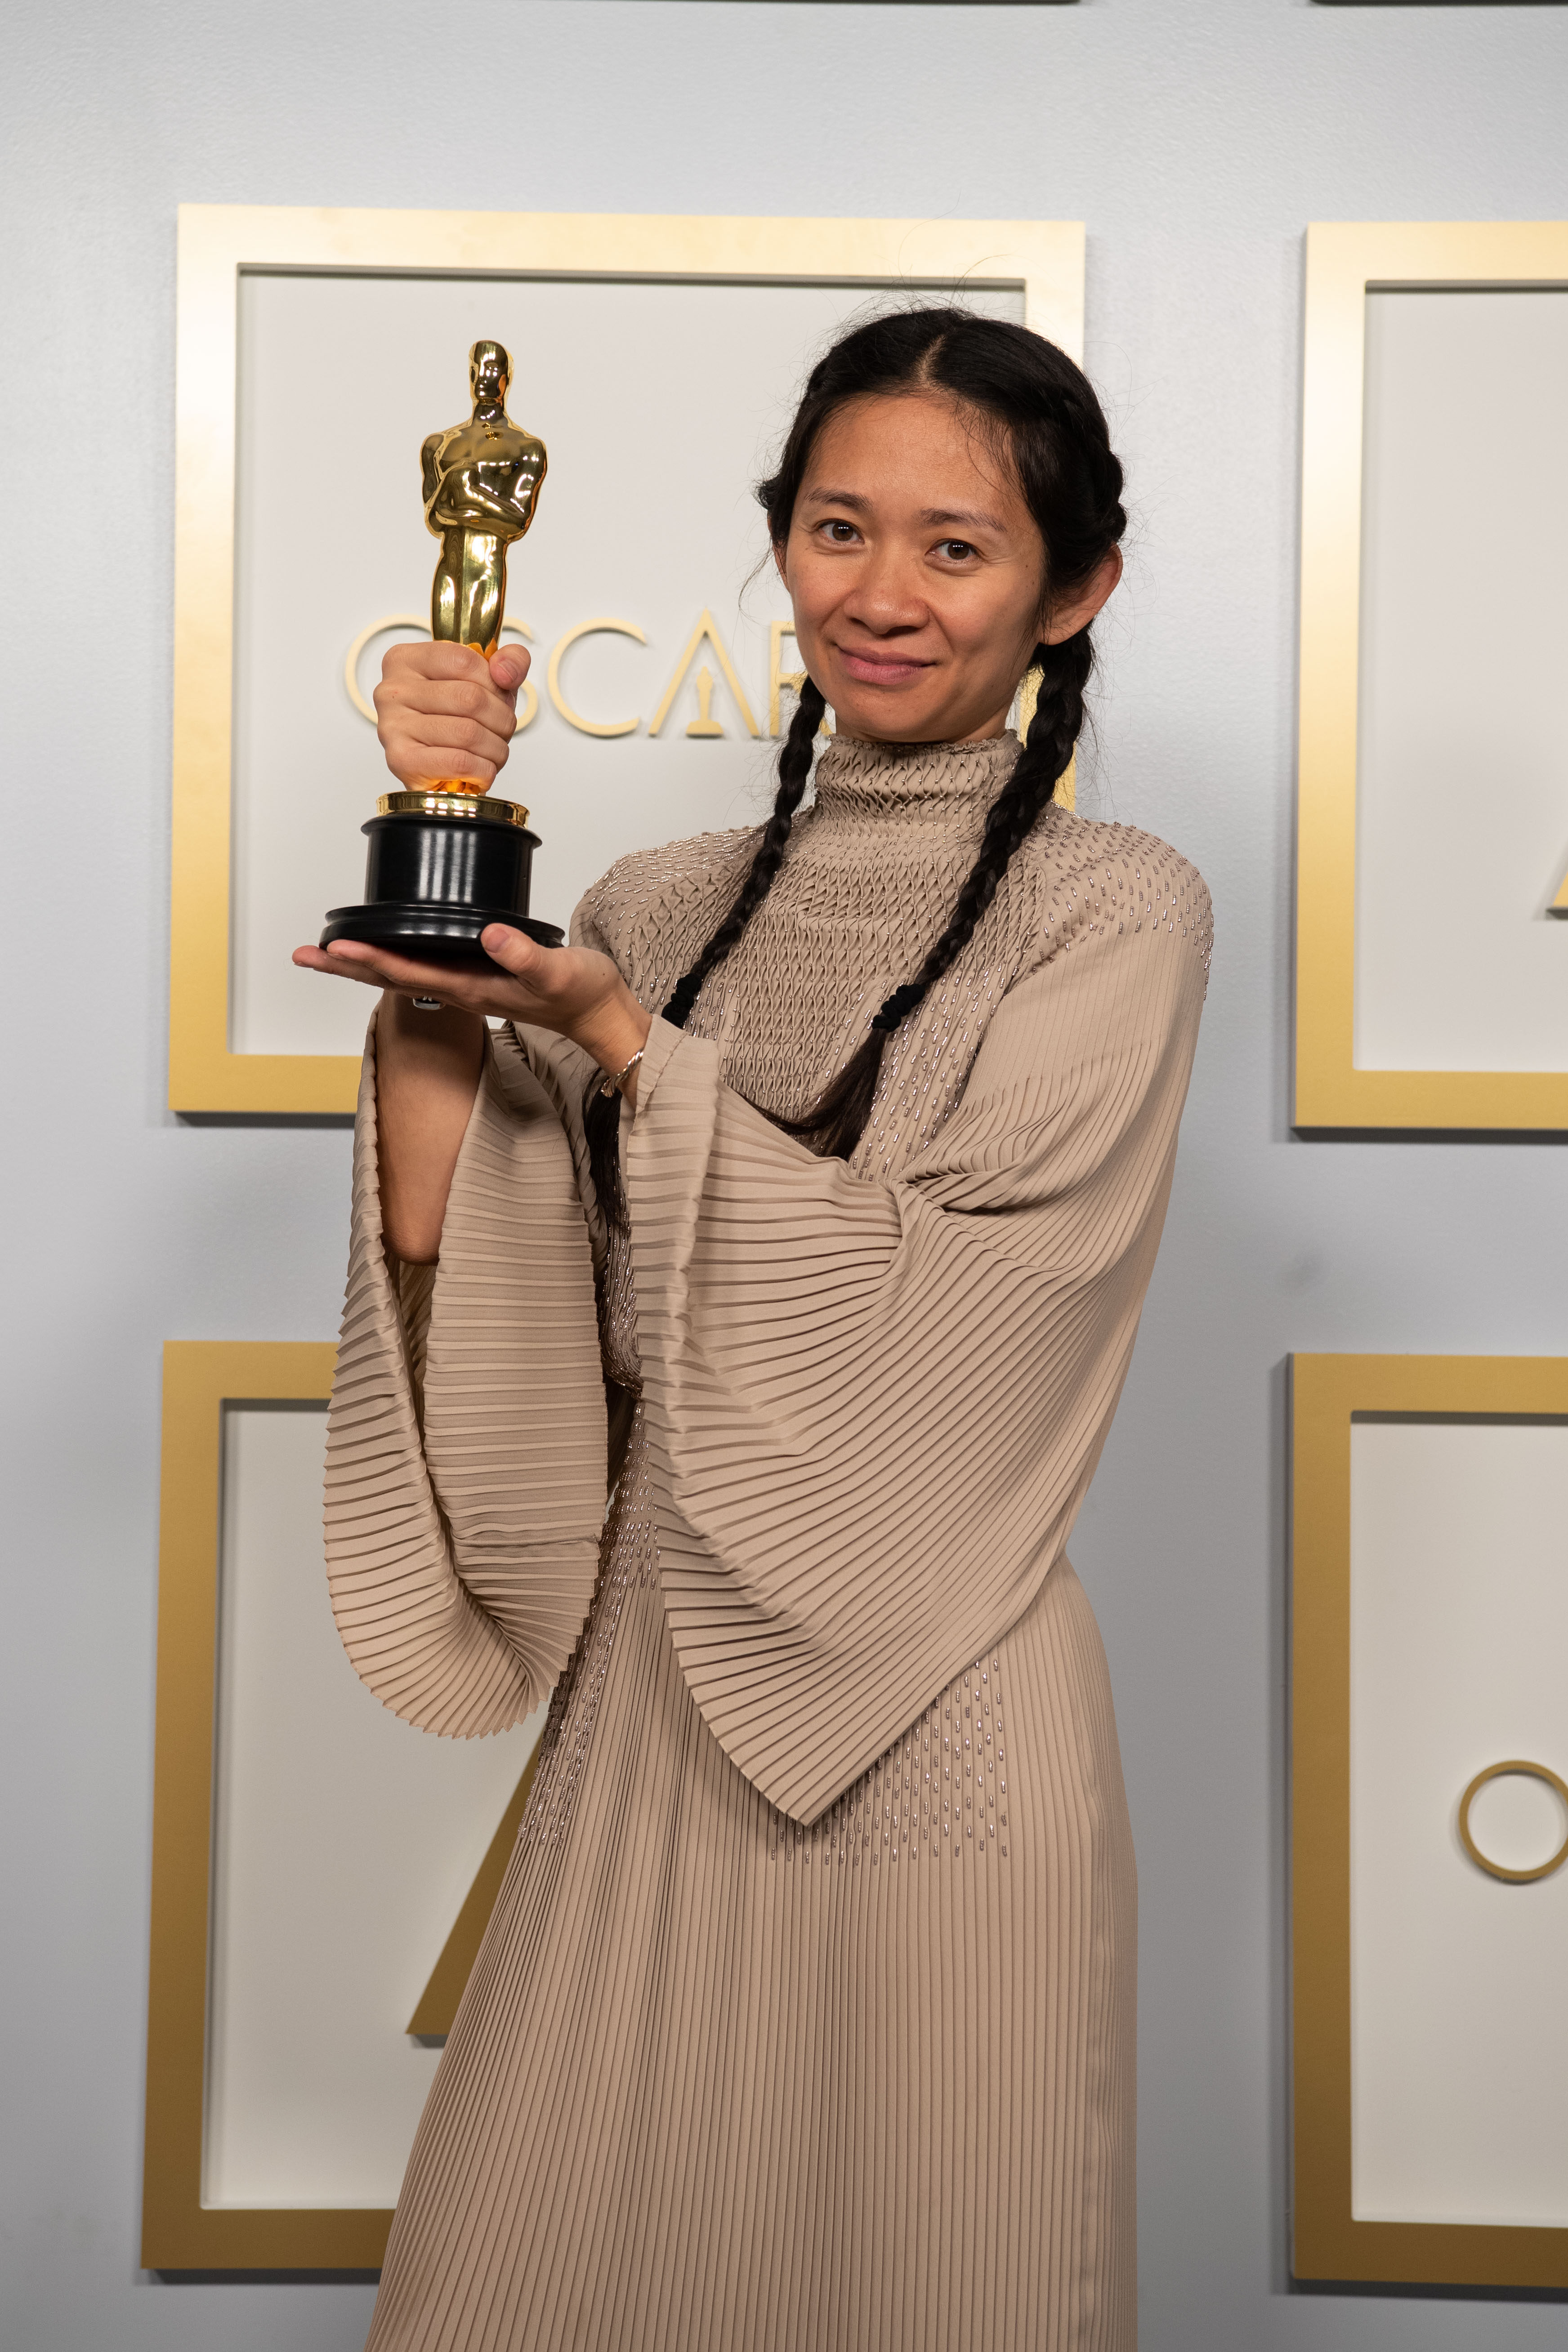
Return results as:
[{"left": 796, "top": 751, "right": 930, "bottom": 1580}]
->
[{"left": 3, "top": 2, "right": 1564, "bottom": 2346}]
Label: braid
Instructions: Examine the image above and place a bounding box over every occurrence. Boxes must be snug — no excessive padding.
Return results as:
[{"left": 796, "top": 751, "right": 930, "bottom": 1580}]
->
[
  {"left": 584, "top": 677, "right": 826, "bottom": 1231},
  {"left": 773, "top": 633, "right": 1090, "bottom": 1161},
  {"left": 899, "top": 635, "right": 1087, "bottom": 999},
  {"left": 661, "top": 678, "right": 826, "bottom": 1027}
]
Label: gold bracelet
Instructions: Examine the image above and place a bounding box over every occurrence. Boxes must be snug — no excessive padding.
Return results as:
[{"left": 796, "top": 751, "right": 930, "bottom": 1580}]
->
[{"left": 598, "top": 1045, "right": 645, "bottom": 1099}]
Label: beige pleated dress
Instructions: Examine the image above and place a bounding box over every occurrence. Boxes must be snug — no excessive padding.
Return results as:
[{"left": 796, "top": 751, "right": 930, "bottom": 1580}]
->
[{"left": 324, "top": 732, "right": 1211, "bottom": 2352}]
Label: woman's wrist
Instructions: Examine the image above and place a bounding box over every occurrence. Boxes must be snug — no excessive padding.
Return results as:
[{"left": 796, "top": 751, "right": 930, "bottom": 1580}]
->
[{"left": 570, "top": 982, "right": 653, "bottom": 1103}]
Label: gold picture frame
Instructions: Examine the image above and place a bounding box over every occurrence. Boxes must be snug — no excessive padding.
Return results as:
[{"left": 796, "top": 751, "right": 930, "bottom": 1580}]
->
[
  {"left": 143, "top": 1340, "right": 380, "bottom": 2269},
  {"left": 170, "top": 205, "right": 1085, "bottom": 1116},
  {"left": 1294, "top": 222, "right": 1568, "bottom": 1133},
  {"left": 1291, "top": 1351, "right": 1568, "bottom": 2289},
  {"left": 144, "top": 1339, "right": 542, "bottom": 2272}
]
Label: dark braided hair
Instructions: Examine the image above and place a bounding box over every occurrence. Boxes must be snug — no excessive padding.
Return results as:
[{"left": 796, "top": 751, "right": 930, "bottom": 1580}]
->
[
  {"left": 764, "top": 631, "right": 1094, "bottom": 1157},
  {"left": 585, "top": 306, "right": 1124, "bottom": 1213},
  {"left": 662, "top": 674, "right": 827, "bottom": 1030},
  {"left": 583, "top": 677, "right": 826, "bottom": 1222}
]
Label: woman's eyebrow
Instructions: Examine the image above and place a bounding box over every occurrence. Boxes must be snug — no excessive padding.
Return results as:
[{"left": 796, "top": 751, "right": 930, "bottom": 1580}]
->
[
  {"left": 919, "top": 505, "right": 1006, "bottom": 532},
  {"left": 800, "top": 486, "right": 870, "bottom": 509}
]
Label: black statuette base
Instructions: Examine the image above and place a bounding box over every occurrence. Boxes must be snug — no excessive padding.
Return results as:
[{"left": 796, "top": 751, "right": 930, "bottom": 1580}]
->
[
  {"left": 321, "top": 808, "right": 564, "bottom": 964},
  {"left": 320, "top": 902, "right": 563, "bottom": 962}
]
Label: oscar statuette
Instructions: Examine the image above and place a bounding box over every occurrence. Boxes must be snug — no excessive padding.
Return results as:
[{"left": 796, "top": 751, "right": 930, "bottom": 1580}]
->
[{"left": 321, "top": 339, "right": 564, "bottom": 960}]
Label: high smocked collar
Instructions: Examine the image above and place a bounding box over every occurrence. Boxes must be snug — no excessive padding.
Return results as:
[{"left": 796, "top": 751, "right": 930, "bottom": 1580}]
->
[{"left": 807, "top": 731, "right": 1021, "bottom": 833}]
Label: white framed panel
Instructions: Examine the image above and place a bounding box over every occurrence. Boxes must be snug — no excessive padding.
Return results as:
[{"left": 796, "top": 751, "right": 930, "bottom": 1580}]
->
[
  {"left": 1291, "top": 1352, "right": 1568, "bottom": 2292},
  {"left": 170, "top": 208, "right": 1084, "bottom": 1113},
  {"left": 1294, "top": 222, "right": 1568, "bottom": 1132},
  {"left": 1349, "top": 1418, "right": 1568, "bottom": 2228}
]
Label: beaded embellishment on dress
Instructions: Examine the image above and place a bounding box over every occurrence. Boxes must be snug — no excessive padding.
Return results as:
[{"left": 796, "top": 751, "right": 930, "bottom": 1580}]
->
[{"left": 766, "top": 1653, "right": 1009, "bottom": 1866}]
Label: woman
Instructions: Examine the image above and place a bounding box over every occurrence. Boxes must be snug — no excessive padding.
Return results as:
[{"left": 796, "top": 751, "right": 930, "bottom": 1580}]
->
[{"left": 298, "top": 308, "right": 1210, "bottom": 2351}]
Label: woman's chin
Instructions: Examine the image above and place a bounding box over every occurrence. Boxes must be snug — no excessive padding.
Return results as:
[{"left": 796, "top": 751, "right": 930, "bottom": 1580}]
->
[
  {"left": 845, "top": 722, "right": 947, "bottom": 745},
  {"left": 833, "top": 698, "right": 1006, "bottom": 747},
  {"left": 830, "top": 686, "right": 945, "bottom": 743}
]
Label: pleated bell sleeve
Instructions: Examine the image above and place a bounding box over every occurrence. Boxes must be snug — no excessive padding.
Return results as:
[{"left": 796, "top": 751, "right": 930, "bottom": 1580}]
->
[
  {"left": 624, "top": 906, "right": 1207, "bottom": 1822},
  {"left": 324, "top": 1011, "right": 607, "bottom": 1738}
]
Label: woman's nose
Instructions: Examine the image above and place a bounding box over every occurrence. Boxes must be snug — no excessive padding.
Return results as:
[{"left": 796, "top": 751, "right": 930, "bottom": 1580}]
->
[{"left": 841, "top": 548, "right": 928, "bottom": 634}]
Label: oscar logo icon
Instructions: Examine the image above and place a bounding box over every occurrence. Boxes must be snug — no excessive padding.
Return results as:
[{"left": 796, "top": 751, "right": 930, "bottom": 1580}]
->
[{"left": 320, "top": 340, "right": 563, "bottom": 962}]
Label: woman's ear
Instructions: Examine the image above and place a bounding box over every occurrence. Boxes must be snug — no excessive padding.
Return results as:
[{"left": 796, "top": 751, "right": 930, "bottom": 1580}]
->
[
  {"left": 1041, "top": 545, "right": 1123, "bottom": 645},
  {"left": 772, "top": 535, "right": 790, "bottom": 589}
]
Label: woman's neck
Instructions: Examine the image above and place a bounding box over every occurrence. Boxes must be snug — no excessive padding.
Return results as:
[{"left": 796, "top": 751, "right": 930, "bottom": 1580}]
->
[
  {"left": 806, "top": 731, "right": 1020, "bottom": 830},
  {"left": 836, "top": 711, "right": 1011, "bottom": 750}
]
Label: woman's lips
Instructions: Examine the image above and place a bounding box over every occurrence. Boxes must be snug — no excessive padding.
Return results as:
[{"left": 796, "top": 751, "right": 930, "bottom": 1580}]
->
[{"left": 835, "top": 647, "right": 934, "bottom": 686}]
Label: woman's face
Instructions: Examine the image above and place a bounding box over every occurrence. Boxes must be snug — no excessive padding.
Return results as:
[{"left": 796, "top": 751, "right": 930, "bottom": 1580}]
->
[{"left": 777, "top": 390, "right": 1115, "bottom": 745}]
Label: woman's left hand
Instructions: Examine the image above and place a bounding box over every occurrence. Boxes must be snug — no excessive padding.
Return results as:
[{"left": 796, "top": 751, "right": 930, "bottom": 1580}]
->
[{"left": 292, "top": 925, "right": 653, "bottom": 1093}]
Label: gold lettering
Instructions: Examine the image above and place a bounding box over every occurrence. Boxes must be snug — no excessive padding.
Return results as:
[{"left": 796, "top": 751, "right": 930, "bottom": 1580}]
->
[
  {"left": 345, "top": 614, "right": 424, "bottom": 723},
  {"left": 1015, "top": 665, "right": 1073, "bottom": 809},
  {"left": 649, "top": 610, "right": 760, "bottom": 740},
  {"left": 547, "top": 618, "right": 645, "bottom": 738},
  {"left": 768, "top": 620, "right": 804, "bottom": 738},
  {"left": 768, "top": 619, "right": 832, "bottom": 738}
]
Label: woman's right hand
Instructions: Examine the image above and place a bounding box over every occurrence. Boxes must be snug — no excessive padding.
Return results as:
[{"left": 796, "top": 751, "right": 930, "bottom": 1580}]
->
[{"left": 374, "top": 639, "right": 530, "bottom": 792}]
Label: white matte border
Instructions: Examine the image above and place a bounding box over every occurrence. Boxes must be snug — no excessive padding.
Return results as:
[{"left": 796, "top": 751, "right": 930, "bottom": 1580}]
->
[
  {"left": 205, "top": 1403, "right": 542, "bottom": 2209},
  {"left": 1354, "top": 289, "right": 1568, "bottom": 1076}
]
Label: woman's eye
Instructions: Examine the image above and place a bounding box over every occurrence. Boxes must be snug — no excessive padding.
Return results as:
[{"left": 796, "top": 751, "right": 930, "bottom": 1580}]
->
[
  {"left": 936, "top": 539, "right": 976, "bottom": 562},
  {"left": 822, "top": 519, "right": 859, "bottom": 544}
]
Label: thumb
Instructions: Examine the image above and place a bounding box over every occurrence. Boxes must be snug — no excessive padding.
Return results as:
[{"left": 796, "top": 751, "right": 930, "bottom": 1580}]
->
[
  {"left": 489, "top": 645, "right": 530, "bottom": 694},
  {"left": 480, "top": 921, "right": 545, "bottom": 977}
]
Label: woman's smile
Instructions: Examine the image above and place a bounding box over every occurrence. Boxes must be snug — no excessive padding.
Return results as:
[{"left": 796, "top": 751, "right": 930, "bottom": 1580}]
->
[{"left": 833, "top": 643, "right": 937, "bottom": 686}]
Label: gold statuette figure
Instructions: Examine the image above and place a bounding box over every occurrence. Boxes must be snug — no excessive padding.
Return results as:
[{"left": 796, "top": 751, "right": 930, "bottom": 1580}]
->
[
  {"left": 318, "top": 340, "right": 562, "bottom": 958},
  {"left": 422, "top": 339, "right": 548, "bottom": 683}
]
